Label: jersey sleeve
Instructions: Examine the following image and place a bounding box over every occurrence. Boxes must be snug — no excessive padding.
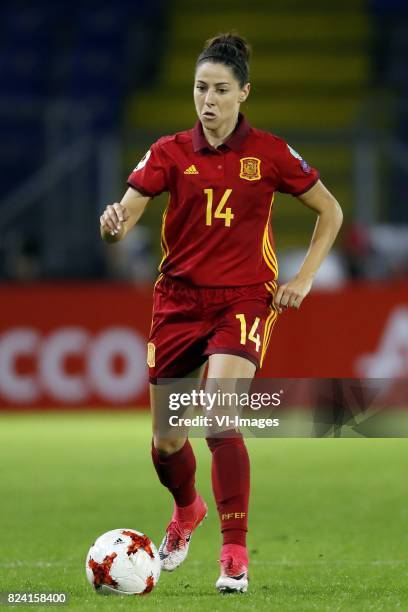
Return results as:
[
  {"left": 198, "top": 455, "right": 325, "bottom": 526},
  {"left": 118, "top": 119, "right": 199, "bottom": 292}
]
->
[
  {"left": 127, "top": 141, "right": 168, "bottom": 197},
  {"left": 275, "top": 139, "right": 319, "bottom": 196}
]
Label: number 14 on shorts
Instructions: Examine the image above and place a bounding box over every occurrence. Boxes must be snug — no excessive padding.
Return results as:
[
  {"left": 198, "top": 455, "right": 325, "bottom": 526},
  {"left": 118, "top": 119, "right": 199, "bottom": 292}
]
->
[{"left": 235, "top": 314, "right": 261, "bottom": 352}]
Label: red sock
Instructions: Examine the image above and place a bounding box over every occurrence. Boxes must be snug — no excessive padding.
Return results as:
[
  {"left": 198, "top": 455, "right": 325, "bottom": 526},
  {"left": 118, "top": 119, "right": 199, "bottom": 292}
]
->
[
  {"left": 151, "top": 438, "right": 197, "bottom": 507},
  {"left": 206, "top": 432, "right": 249, "bottom": 548},
  {"left": 221, "top": 543, "right": 248, "bottom": 567}
]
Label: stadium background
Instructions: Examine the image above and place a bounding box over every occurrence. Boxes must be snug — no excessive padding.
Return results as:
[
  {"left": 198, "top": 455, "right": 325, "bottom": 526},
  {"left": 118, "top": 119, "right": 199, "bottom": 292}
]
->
[
  {"left": 1, "top": 1, "right": 408, "bottom": 610},
  {"left": 0, "top": 0, "right": 407, "bottom": 409}
]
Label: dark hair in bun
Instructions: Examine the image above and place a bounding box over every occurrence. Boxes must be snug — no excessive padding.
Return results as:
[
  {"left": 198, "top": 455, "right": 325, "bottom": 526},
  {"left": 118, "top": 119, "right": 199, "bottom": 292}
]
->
[{"left": 196, "top": 33, "right": 251, "bottom": 87}]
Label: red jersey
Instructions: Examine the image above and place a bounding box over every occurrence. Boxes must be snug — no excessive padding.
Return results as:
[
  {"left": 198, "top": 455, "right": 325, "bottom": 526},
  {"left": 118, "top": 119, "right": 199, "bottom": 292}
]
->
[{"left": 127, "top": 114, "right": 319, "bottom": 287}]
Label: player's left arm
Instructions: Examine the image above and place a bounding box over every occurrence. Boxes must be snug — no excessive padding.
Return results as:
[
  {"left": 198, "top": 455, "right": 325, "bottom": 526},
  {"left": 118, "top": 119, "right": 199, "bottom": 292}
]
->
[{"left": 274, "top": 180, "right": 343, "bottom": 311}]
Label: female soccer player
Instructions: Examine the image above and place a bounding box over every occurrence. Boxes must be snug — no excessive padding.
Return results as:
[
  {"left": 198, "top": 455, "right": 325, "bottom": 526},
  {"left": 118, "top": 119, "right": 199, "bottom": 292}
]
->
[{"left": 100, "top": 33, "right": 343, "bottom": 593}]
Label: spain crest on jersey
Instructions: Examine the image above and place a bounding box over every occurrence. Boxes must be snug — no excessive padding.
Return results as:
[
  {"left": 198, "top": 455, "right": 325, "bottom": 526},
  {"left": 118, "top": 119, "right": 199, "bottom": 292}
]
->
[{"left": 240, "top": 157, "right": 261, "bottom": 181}]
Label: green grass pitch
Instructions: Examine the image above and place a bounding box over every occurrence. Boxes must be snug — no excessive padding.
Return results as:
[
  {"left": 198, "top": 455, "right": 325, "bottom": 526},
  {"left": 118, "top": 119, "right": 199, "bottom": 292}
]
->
[{"left": 1, "top": 411, "right": 408, "bottom": 611}]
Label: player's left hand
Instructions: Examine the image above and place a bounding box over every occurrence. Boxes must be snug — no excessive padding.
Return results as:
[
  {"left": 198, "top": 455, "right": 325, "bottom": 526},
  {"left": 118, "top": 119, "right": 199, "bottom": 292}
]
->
[{"left": 274, "top": 275, "right": 313, "bottom": 312}]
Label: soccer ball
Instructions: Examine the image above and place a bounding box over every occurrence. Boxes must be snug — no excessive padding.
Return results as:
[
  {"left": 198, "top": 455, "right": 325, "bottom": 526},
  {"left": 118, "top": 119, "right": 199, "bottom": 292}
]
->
[{"left": 86, "top": 528, "right": 161, "bottom": 595}]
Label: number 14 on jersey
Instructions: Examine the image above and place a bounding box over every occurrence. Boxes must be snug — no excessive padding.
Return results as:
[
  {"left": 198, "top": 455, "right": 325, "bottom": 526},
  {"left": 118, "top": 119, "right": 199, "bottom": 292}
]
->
[{"left": 205, "top": 188, "right": 234, "bottom": 227}]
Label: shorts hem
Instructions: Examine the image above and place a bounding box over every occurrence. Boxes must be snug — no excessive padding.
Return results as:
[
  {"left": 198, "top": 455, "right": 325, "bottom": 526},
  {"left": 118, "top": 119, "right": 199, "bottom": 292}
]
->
[
  {"left": 148, "top": 358, "right": 208, "bottom": 385},
  {"left": 204, "top": 348, "right": 260, "bottom": 369}
]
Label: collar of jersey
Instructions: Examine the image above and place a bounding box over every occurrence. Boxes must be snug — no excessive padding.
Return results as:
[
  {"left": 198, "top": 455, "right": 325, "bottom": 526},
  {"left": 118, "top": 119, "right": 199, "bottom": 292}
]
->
[{"left": 191, "top": 113, "right": 251, "bottom": 153}]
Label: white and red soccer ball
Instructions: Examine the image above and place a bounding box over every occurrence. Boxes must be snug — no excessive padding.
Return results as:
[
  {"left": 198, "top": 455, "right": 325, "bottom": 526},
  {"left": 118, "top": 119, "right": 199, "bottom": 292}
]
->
[{"left": 86, "top": 529, "right": 161, "bottom": 595}]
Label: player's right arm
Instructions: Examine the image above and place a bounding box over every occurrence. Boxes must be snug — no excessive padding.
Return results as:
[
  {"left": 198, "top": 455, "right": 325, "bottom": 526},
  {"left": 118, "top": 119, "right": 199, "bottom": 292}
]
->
[
  {"left": 100, "top": 187, "right": 151, "bottom": 243},
  {"left": 101, "top": 139, "right": 168, "bottom": 243}
]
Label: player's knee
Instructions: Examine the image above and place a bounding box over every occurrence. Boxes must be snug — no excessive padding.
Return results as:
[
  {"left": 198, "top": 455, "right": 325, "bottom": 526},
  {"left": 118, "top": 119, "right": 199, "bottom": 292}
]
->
[{"left": 153, "top": 435, "right": 187, "bottom": 456}]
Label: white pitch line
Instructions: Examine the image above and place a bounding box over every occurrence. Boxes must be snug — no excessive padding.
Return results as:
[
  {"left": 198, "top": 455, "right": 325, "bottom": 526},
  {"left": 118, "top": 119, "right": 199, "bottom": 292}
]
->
[
  {"left": 0, "top": 560, "right": 74, "bottom": 568},
  {"left": 2, "top": 559, "right": 406, "bottom": 569},
  {"left": 189, "top": 559, "right": 408, "bottom": 567}
]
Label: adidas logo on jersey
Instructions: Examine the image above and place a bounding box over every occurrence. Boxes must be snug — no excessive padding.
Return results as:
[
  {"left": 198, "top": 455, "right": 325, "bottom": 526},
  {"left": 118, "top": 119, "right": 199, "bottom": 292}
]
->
[{"left": 184, "top": 165, "right": 199, "bottom": 174}]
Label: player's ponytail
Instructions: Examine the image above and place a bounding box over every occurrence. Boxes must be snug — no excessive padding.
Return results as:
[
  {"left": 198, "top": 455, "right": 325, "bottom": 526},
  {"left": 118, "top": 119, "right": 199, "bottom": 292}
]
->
[{"left": 196, "top": 33, "right": 251, "bottom": 87}]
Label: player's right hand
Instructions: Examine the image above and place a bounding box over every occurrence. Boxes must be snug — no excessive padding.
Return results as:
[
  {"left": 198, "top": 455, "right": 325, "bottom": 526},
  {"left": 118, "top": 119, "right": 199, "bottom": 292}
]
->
[{"left": 100, "top": 202, "right": 130, "bottom": 238}]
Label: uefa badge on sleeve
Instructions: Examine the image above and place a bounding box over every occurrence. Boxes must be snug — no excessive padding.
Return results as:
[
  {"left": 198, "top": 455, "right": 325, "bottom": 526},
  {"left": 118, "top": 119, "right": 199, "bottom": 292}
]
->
[
  {"left": 134, "top": 149, "right": 151, "bottom": 171},
  {"left": 300, "top": 159, "right": 312, "bottom": 174}
]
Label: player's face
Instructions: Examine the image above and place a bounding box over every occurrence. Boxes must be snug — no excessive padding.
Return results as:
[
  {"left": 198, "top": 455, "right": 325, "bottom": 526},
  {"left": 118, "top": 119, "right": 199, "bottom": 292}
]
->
[{"left": 194, "top": 62, "right": 250, "bottom": 130}]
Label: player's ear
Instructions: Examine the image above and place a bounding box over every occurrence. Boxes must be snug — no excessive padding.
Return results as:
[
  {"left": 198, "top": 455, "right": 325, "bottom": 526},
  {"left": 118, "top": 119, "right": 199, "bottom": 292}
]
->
[{"left": 239, "top": 83, "right": 250, "bottom": 103}]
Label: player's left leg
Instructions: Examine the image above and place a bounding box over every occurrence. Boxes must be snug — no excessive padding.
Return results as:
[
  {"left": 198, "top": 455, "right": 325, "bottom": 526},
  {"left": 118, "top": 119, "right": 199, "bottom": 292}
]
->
[{"left": 205, "top": 353, "right": 255, "bottom": 594}]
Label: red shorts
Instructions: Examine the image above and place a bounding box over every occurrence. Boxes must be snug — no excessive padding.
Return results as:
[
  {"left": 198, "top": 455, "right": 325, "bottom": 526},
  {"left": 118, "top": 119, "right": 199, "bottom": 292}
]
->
[{"left": 147, "top": 274, "right": 279, "bottom": 383}]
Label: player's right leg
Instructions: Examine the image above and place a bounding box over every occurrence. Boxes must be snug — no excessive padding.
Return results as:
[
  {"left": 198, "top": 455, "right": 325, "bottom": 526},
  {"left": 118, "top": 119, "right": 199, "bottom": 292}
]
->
[
  {"left": 150, "top": 365, "right": 208, "bottom": 571},
  {"left": 147, "top": 275, "right": 211, "bottom": 571}
]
